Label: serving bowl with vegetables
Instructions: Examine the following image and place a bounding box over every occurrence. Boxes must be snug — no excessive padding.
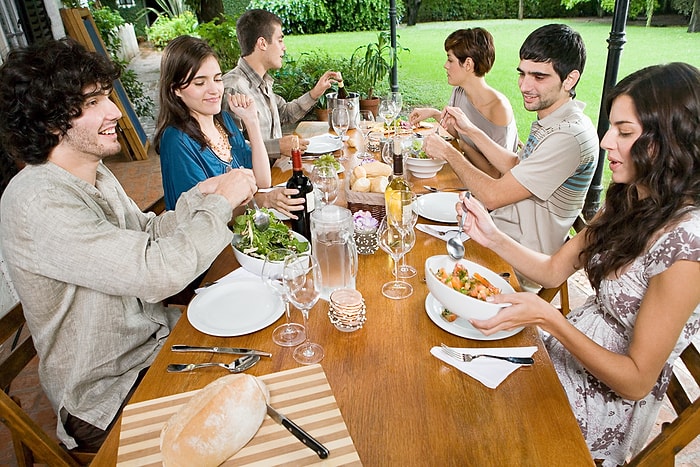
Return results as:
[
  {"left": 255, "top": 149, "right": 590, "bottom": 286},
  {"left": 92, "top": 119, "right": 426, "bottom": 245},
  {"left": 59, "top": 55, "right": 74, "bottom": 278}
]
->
[
  {"left": 424, "top": 255, "right": 519, "bottom": 326},
  {"left": 405, "top": 139, "right": 445, "bottom": 178},
  {"left": 232, "top": 208, "right": 310, "bottom": 276}
]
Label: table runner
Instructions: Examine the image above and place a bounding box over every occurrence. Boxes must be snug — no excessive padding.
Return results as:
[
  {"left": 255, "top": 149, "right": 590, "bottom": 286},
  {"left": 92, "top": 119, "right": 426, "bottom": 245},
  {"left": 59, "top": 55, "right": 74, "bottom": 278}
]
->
[{"left": 116, "top": 364, "right": 361, "bottom": 466}]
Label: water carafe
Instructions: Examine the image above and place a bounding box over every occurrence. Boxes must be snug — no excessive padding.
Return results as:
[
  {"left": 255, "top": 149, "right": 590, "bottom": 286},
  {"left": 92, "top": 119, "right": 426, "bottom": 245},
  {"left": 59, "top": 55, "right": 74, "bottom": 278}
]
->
[{"left": 310, "top": 206, "right": 358, "bottom": 300}]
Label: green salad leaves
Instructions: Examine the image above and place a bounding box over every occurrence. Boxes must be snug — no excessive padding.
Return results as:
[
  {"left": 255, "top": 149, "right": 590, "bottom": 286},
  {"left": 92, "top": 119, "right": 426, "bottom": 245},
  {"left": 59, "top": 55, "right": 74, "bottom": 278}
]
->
[{"left": 232, "top": 208, "right": 309, "bottom": 260}]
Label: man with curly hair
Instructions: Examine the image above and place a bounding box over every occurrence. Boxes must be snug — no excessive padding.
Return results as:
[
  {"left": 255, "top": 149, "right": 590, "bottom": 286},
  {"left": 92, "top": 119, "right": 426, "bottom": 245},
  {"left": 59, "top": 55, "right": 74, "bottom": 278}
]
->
[{"left": 0, "top": 38, "right": 257, "bottom": 451}]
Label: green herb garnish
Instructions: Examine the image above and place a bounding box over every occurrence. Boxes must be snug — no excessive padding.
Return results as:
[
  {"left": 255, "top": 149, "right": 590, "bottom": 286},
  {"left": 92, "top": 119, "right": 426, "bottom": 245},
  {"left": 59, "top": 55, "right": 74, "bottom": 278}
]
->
[
  {"left": 232, "top": 208, "right": 309, "bottom": 260},
  {"left": 313, "top": 153, "right": 341, "bottom": 171}
]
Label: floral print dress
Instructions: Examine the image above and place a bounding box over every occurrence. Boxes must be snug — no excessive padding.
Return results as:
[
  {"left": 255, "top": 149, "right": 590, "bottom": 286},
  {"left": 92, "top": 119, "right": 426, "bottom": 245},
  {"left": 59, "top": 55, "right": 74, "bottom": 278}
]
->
[{"left": 543, "top": 208, "right": 700, "bottom": 466}]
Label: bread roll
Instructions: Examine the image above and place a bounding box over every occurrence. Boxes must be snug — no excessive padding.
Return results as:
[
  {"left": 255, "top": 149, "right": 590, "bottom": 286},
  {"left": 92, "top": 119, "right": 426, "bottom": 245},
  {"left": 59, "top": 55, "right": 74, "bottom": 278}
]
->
[
  {"left": 370, "top": 176, "right": 389, "bottom": 193},
  {"left": 161, "top": 374, "right": 269, "bottom": 467},
  {"left": 352, "top": 165, "right": 367, "bottom": 179},
  {"left": 351, "top": 177, "right": 371, "bottom": 192},
  {"left": 363, "top": 161, "right": 392, "bottom": 178}
]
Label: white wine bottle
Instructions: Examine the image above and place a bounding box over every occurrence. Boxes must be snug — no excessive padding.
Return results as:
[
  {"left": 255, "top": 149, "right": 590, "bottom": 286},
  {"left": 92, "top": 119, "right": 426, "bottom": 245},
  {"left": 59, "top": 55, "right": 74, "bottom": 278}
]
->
[{"left": 384, "top": 137, "right": 410, "bottom": 219}]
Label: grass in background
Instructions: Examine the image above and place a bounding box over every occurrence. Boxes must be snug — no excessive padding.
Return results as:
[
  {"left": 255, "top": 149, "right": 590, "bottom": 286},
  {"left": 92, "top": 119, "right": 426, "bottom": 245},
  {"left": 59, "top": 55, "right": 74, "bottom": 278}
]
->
[{"left": 285, "top": 19, "right": 700, "bottom": 189}]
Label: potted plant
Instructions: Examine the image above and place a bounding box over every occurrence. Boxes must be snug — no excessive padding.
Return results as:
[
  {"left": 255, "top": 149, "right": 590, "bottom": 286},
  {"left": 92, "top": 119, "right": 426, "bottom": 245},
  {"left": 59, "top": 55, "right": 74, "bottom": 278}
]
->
[{"left": 349, "top": 31, "right": 408, "bottom": 117}]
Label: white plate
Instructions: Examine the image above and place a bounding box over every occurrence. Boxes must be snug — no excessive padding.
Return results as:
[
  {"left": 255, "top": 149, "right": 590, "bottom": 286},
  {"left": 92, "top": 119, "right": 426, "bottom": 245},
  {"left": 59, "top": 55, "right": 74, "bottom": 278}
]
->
[
  {"left": 187, "top": 279, "right": 284, "bottom": 337},
  {"left": 413, "top": 192, "right": 460, "bottom": 224},
  {"left": 305, "top": 134, "right": 343, "bottom": 154},
  {"left": 425, "top": 293, "right": 522, "bottom": 340}
]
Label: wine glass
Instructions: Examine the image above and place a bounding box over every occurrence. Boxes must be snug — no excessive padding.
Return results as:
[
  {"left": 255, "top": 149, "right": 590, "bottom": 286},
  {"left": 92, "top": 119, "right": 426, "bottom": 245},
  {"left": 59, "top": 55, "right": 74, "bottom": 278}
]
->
[
  {"left": 331, "top": 106, "right": 350, "bottom": 161},
  {"left": 284, "top": 252, "right": 324, "bottom": 365},
  {"left": 311, "top": 164, "right": 339, "bottom": 207},
  {"left": 397, "top": 201, "right": 418, "bottom": 279},
  {"left": 388, "top": 91, "right": 403, "bottom": 132},
  {"left": 387, "top": 190, "right": 418, "bottom": 281},
  {"left": 378, "top": 99, "right": 397, "bottom": 135},
  {"left": 357, "top": 110, "right": 376, "bottom": 161},
  {"left": 377, "top": 216, "right": 413, "bottom": 299},
  {"left": 261, "top": 248, "right": 306, "bottom": 347}
]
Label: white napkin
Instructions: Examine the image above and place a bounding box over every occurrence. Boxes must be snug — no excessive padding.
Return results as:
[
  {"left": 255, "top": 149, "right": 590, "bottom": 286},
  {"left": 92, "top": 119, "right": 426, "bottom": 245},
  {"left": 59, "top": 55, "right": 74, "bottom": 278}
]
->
[
  {"left": 194, "top": 267, "right": 261, "bottom": 294},
  {"left": 431, "top": 346, "right": 537, "bottom": 389},
  {"left": 416, "top": 223, "right": 469, "bottom": 242}
]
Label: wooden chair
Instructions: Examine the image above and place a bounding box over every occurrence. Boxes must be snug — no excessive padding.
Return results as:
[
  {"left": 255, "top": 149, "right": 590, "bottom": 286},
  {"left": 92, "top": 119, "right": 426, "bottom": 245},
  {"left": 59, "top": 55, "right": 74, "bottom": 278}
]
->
[
  {"left": 626, "top": 341, "right": 700, "bottom": 466},
  {"left": 538, "top": 214, "right": 588, "bottom": 315},
  {"left": 0, "top": 302, "right": 93, "bottom": 466}
]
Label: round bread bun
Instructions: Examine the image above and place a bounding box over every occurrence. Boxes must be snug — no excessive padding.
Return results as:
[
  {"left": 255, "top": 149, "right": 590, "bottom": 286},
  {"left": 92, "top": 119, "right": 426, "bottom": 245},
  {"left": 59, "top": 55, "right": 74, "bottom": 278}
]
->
[
  {"left": 370, "top": 176, "right": 389, "bottom": 193},
  {"left": 351, "top": 177, "right": 371, "bottom": 192},
  {"left": 352, "top": 165, "right": 367, "bottom": 179},
  {"left": 160, "top": 374, "right": 269, "bottom": 467}
]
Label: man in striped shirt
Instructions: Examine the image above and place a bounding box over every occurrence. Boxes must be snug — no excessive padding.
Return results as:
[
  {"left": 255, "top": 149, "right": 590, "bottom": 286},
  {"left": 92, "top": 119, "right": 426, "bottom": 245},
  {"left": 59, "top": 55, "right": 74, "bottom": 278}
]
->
[{"left": 425, "top": 24, "right": 598, "bottom": 284}]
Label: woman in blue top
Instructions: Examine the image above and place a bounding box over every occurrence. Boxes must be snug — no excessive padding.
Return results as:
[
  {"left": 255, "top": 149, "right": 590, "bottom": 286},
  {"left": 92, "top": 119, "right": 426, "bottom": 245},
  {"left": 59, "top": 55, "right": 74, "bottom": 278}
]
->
[{"left": 155, "top": 35, "right": 303, "bottom": 216}]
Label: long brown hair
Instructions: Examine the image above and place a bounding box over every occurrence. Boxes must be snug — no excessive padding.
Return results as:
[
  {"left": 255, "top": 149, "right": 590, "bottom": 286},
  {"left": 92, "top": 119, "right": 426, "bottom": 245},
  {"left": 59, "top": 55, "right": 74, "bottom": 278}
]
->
[
  {"left": 581, "top": 63, "right": 700, "bottom": 291},
  {"left": 154, "top": 35, "right": 227, "bottom": 153}
]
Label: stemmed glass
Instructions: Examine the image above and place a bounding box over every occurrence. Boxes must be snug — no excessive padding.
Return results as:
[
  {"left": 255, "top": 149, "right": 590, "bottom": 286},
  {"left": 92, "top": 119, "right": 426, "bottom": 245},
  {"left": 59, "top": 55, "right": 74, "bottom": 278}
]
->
[
  {"left": 397, "top": 205, "right": 418, "bottom": 278},
  {"left": 331, "top": 106, "right": 350, "bottom": 161},
  {"left": 261, "top": 248, "right": 306, "bottom": 347},
  {"left": 377, "top": 200, "right": 414, "bottom": 300},
  {"left": 311, "top": 164, "right": 339, "bottom": 208},
  {"left": 357, "top": 110, "right": 376, "bottom": 161},
  {"left": 388, "top": 92, "right": 403, "bottom": 132},
  {"left": 284, "top": 252, "right": 324, "bottom": 365},
  {"left": 378, "top": 99, "right": 397, "bottom": 135}
]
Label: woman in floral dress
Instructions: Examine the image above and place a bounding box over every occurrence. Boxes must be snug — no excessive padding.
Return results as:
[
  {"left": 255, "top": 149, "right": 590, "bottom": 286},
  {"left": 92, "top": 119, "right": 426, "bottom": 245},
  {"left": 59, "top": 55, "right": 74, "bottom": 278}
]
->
[{"left": 452, "top": 62, "right": 700, "bottom": 465}]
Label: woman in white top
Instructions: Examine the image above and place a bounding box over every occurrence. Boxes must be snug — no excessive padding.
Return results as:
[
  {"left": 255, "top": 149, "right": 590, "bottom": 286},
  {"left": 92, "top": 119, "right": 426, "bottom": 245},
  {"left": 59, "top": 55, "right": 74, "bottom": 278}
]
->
[{"left": 409, "top": 28, "right": 518, "bottom": 178}]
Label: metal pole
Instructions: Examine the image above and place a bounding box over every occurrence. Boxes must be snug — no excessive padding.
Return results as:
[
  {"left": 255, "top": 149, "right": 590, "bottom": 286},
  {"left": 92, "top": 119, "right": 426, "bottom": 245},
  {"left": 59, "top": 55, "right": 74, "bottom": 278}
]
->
[
  {"left": 389, "top": 0, "right": 398, "bottom": 92},
  {"left": 583, "top": 0, "right": 630, "bottom": 219}
]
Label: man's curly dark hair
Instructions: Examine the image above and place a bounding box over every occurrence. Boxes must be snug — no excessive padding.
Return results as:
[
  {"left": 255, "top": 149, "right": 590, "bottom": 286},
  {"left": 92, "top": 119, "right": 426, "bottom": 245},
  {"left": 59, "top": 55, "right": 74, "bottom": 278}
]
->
[{"left": 0, "top": 38, "right": 120, "bottom": 165}]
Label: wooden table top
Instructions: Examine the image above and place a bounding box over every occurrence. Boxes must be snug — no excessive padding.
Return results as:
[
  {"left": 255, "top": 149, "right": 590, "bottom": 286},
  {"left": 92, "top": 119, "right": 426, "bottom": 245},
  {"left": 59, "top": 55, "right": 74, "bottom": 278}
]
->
[{"left": 94, "top": 121, "right": 593, "bottom": 465}]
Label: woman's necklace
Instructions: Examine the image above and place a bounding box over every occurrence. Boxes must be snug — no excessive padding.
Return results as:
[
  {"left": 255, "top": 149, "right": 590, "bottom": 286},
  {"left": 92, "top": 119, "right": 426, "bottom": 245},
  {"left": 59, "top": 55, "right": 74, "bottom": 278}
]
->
[{"left": 208, "top": 119, "right": 232, "bottom": 163}]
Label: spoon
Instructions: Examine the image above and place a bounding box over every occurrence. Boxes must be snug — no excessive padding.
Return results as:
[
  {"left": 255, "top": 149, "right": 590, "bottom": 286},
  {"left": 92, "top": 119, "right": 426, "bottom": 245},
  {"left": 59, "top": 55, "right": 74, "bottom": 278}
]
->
[
  {"left": 166, "top": 354, "right": 260, "bottom": 373},
  {"left": 249, "top": 197, "right": 270, "bottom": 232},
  {"left": 423, "top": 185, "right": 470, "bottom": 193},
  {"left": 446, "top": 192, "right": 471, "bottom": 260}
]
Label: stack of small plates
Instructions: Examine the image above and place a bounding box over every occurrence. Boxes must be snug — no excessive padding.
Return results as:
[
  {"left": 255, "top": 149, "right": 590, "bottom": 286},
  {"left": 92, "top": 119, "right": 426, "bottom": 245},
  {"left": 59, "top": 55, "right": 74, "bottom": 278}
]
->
[{"left": 328, "top": 288, "right": 366, "bottom": 332}]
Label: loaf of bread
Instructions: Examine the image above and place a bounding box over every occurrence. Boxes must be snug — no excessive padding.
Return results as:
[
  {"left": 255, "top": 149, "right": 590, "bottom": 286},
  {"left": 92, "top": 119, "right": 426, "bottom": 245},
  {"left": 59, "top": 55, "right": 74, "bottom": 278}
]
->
[
  {"left": 363, "top": 161, "right": 392, "bottom": 178},
  {"left": 160, "top": 374, "right": 269, "bottom": 467}
]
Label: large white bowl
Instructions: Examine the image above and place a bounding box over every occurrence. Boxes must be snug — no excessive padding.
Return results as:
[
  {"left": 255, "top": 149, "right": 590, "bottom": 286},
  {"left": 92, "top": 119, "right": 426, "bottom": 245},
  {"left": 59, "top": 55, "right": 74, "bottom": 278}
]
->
[
  {"left": 405, "top": 156, "right": 446, "bottom": 178},
  {"left": 231, "top": 230, "right": 310, "bottom": 277},
  {"left": 424, "top": 255, "right": 518, "bottom": 323}
]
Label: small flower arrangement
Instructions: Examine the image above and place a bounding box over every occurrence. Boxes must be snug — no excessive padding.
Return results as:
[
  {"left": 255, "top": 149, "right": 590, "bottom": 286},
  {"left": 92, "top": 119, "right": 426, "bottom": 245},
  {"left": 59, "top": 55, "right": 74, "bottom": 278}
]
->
[{"left": 353, "top": 210, "right": 379, "bottom": 233}]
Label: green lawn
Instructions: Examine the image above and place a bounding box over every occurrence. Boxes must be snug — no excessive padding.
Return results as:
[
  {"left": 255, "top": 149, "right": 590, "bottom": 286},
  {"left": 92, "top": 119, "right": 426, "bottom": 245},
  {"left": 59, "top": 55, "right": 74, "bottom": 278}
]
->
[{"left": 284, "top": 19, "right": 700, "bottom": 189}]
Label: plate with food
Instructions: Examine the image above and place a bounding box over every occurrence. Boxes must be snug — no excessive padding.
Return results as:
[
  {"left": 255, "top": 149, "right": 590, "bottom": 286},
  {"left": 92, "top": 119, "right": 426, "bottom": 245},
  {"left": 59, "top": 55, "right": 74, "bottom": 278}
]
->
[
  {"left": 413, "top": 192, "right": 460, "bottom": 223},
  {"left": 188, "top": 279, "right": 284, "bottom": 336},
  {"left": 424, "top": 293, "right": 516, "bottom": 340},
  {"left": 305, "top": 134, "right": 343, "bottom": 154}
]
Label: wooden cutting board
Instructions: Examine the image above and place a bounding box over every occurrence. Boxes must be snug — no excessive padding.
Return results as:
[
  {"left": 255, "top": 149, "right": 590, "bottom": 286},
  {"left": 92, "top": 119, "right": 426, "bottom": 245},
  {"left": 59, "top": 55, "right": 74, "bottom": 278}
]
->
[{"left": 116, "top": 364, "right": 361, "bottom": 466}]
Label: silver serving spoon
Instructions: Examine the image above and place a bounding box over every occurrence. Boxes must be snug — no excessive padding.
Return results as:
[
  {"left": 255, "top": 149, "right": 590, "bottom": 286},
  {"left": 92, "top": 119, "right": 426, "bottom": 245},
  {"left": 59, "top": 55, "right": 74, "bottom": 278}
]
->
[
  {"left": 166, "top": 354, "right": 260, "bottom": 373},
  {"left": 446, "top": 192, "right": 471, "bottom": 261},
  {"left": 250, "top": 197, "right": 270, "bottom": 232},
  {"left": 423, "top": 185, "right": 470, "bottom": 193}
]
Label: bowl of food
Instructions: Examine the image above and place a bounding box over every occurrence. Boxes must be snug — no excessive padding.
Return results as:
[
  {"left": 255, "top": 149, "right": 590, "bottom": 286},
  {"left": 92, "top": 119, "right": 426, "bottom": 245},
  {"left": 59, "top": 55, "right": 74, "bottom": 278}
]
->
[
  {"left": 424, "top": 255, "right": 517, "bottom": 323},
  {"left": 231, "top": 208, "right": 310, "bottom": 276},
  {"left": 405, "top": 156, "right": 446, "bottom": 178}
]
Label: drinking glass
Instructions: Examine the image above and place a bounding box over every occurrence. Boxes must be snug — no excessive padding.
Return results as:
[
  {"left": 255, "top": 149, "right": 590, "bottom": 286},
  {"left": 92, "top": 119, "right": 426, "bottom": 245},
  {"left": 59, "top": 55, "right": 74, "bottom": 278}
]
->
[
  {"left": 311, "top": 164, "right": 339, "bottom": 207},
  {"left": 388, "top": 92, "right": 403, "bottom": 134},
  {"left": 261, "top": 248, "right": 306, "bottom": 347},
  {"left": 284, "top": 252, "right": 324, "bottom": 364},
  {"left": 397, "top": 202, "right": 418, "bottom": 279},
  {"left": 378, "top": 99, "right": 397, "bottom": 134},
  {"left": 357, "top": 110, "right": 376, "bottom": 161},
  {"left": 377, "top": 216, "right": 413, "bottom": 299}
]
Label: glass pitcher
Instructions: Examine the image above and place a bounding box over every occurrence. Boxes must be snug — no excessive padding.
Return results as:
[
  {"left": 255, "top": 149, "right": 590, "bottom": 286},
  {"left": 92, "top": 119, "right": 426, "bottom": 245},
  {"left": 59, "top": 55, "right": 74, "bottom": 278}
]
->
[{"left": 310, "top": 206, "right": 358, "bottom": 301}]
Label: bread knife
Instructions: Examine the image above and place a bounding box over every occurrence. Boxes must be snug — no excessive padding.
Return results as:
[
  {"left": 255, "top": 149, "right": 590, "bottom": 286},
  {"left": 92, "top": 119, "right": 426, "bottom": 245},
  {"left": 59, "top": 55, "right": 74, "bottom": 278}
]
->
[
  {"left": 171, "top": 344, "right": 272, "bottom": 358},
  {"left": 266, "top": 404, "right": 330, "bottom": 459}
]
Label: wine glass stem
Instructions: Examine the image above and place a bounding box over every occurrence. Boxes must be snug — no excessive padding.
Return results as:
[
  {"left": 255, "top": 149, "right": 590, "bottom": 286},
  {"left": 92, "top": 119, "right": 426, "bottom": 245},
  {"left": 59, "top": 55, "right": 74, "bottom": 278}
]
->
[
  {"left": 283, "top": 300, "right": 291, "bottom": 324},
  {"left": 393, "top": 232, "right": 404, "bottom": 281},
  {"left": 301, "top": 309, "right": 312, "bottom": 355}
]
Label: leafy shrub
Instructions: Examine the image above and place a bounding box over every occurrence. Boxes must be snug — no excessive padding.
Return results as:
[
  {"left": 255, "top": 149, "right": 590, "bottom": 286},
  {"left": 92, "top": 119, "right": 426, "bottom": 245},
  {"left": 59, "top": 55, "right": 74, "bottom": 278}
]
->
[
  {"left": 146, "top": 10, "right": 198, "bottom": 49},
  {"left": 197, "top": 16, "right": 241, "bottom": 72},
  {"left": 223, "top": 0, "right": 249, "bottom": 17},
  {"left": 248, "top": 0, "right": 334, "bottom": 34},
  {"left": 328, "top": 0, "right": 405, "bottom": 31}
]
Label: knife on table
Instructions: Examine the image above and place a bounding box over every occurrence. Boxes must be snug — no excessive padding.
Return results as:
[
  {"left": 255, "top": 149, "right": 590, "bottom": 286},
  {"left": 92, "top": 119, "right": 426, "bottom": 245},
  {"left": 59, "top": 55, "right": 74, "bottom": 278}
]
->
[
  {"left": 171, "top": 344, "right": 272, "bottom": 358},
  {"left": 266, "top": 404, "right": 330, "bottom": 459}
]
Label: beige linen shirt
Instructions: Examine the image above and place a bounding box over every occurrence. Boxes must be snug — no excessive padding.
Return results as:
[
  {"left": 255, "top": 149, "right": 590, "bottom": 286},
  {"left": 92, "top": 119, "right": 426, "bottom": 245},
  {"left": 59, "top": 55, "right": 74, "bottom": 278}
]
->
[
  {"left": 0, "top": 162, "right": 233, "bottom": 448},
  {"left": 223, "top": 57, "right": 317, "bottom": 158}
]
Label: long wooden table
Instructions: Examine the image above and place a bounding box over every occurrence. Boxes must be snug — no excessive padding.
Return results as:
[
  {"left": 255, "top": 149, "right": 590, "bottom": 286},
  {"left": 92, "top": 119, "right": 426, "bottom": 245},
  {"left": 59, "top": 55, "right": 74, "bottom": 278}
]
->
[{"left": 94, "top": 122, "right": 593, "bottom": 465}]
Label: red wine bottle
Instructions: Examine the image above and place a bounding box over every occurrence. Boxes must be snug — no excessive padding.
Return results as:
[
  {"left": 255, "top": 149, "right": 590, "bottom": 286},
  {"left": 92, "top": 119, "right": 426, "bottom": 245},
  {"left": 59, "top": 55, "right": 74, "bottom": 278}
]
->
[
  {"left": 336, "top": 72, "right": 348, "bottom": 99},
  {"left": 286, "top": 136, "right": 315, "bottom": 240}
]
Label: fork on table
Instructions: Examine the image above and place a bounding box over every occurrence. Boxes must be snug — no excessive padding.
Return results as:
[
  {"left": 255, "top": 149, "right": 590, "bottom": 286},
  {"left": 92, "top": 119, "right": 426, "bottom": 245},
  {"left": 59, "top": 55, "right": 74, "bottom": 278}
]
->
[{"left": 440, "top": 343, "right": 534, "bottom": 365}]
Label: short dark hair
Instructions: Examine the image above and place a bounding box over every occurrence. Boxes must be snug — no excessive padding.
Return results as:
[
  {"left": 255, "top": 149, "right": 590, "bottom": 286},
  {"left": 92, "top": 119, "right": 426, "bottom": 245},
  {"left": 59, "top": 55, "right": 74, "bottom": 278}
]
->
[
  {"left": 444, "top": 28, "right": 495, "bottom": 77},
  {"left": 236, "top": 9, "right": 283, "bottom": 57},
  {"left": 0, "top": 38, "right": 120, "bottom": 165},
  {"left": 520, "top": 24, "right": 586, "bottom": 97}
]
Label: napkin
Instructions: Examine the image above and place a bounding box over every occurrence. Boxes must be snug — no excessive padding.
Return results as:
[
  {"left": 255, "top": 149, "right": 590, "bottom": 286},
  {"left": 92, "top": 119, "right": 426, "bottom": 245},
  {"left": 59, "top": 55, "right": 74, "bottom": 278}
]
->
[
  {"left": 431, "top": 346, "right": 537, "bottom": 389},
  {"left": 194, "top": 267, "right": 261, "bottom": 294},
  {"left": 416, "top": 223, "right": 469, "bottom": 242}
]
